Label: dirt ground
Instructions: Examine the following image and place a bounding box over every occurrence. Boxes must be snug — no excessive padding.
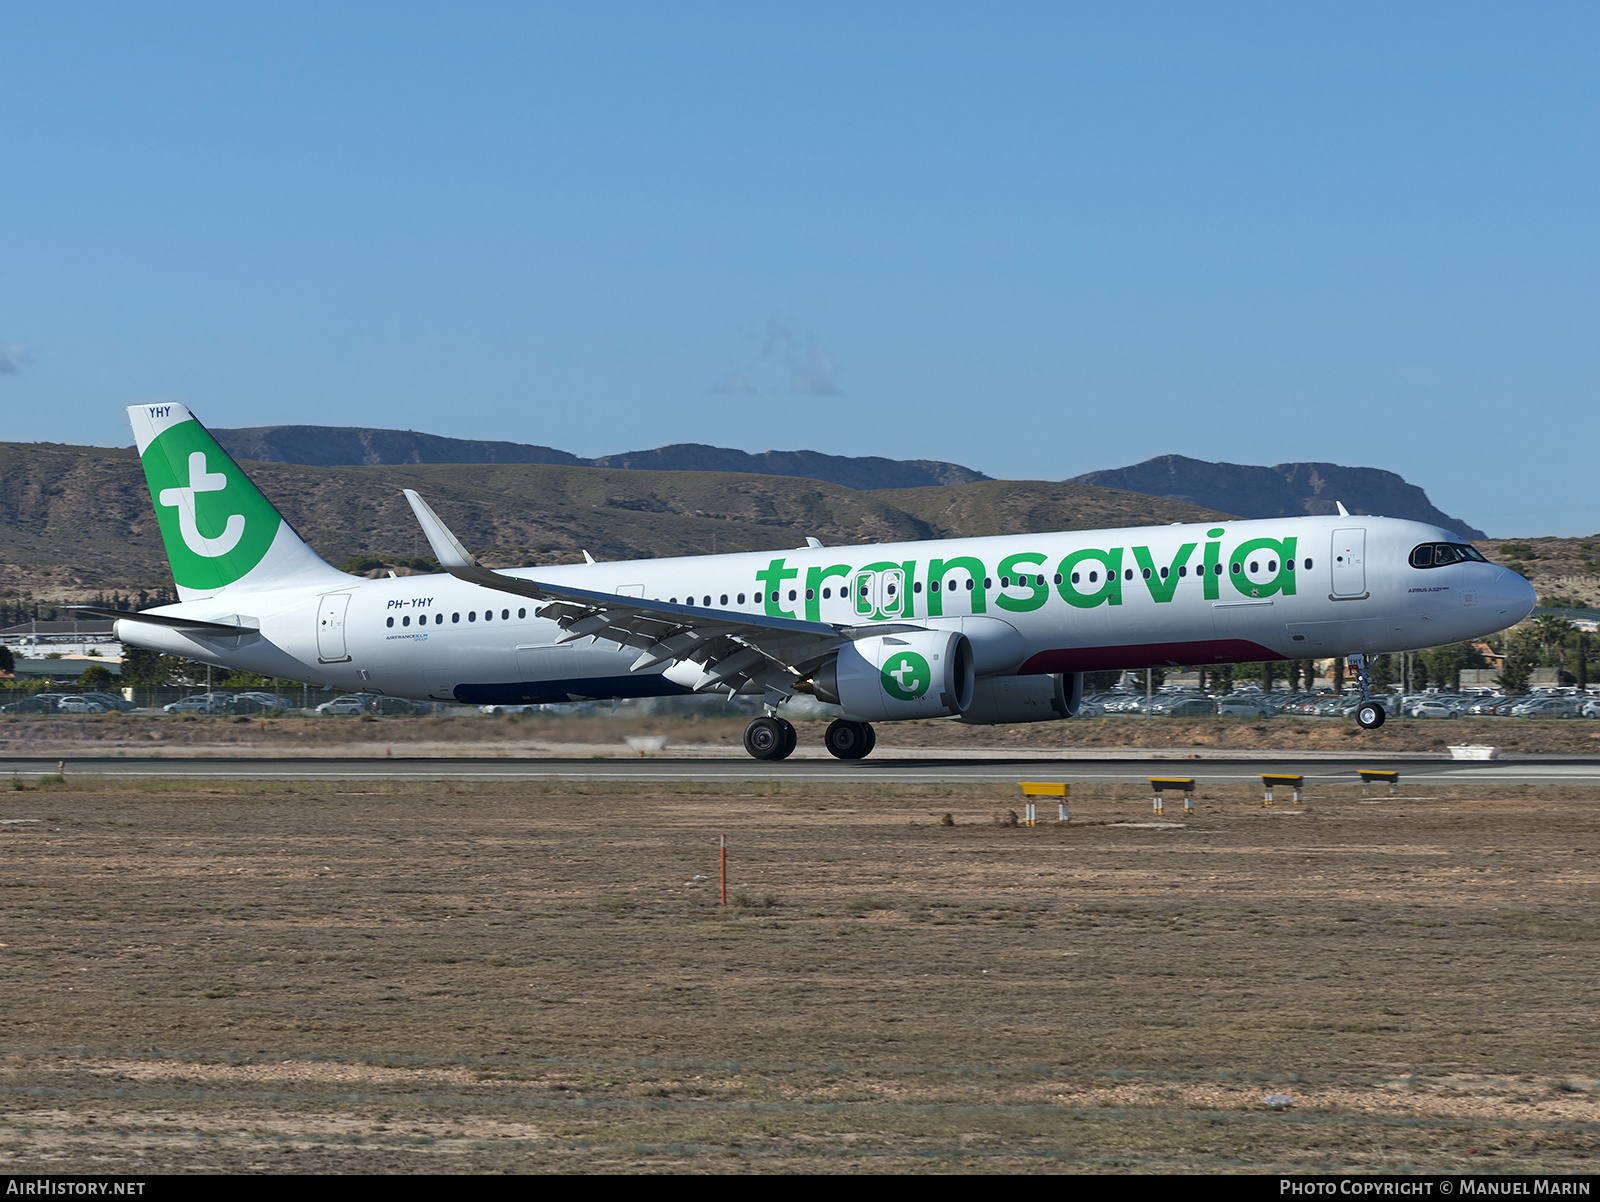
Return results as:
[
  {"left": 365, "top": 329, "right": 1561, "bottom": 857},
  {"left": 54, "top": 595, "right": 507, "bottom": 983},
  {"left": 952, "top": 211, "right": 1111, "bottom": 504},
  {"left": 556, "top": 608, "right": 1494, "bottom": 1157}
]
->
[
  {"left": 5, "top": 712, "right": 1600, "bottom": 758},
  {"left": 2, "top": 775, "right": 1598, "bottom": 1174}
]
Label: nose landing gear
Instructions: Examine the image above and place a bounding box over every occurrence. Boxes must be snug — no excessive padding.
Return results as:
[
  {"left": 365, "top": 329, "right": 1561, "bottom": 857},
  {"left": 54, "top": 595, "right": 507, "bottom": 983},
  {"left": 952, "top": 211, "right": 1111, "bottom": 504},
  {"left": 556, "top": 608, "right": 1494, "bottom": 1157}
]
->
[{"left": 1348, "top": 654, "right": 1387, "bottom": 730}]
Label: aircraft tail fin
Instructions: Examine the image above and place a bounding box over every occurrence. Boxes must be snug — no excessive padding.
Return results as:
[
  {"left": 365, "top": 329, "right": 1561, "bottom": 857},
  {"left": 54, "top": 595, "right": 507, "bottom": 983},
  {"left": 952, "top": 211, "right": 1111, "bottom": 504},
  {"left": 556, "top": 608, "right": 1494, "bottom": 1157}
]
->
[{"left": 126, "top": 403, "right": 347, "bottom": 600}]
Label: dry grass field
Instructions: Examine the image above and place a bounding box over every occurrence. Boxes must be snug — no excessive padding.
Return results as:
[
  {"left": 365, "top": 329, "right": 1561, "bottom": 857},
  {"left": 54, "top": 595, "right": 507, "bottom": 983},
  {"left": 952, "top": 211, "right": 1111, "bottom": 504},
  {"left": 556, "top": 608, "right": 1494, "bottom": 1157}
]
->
[{"left": 2, "top": 775, "right": 1598, "bottom": 1174}]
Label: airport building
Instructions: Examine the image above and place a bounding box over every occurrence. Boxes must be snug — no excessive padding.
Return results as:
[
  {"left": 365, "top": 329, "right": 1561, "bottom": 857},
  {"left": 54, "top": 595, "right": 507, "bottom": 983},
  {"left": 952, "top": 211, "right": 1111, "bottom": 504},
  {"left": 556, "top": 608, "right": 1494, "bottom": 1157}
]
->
[{"left": 0, "top": 619, "right": 124, "bottom": 662}]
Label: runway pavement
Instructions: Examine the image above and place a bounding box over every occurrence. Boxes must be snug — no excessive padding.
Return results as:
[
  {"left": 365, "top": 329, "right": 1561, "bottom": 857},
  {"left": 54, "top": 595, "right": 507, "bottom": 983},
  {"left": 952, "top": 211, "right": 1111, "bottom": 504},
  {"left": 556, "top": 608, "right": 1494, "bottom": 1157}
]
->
[{"left": 5, "top": 751, "right": 1600, "bottom": 787}]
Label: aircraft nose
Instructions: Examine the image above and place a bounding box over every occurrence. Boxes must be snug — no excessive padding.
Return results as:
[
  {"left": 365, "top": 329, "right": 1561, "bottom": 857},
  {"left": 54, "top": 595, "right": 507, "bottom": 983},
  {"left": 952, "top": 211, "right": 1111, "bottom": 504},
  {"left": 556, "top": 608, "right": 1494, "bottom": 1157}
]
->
[{"left": 1491, "top": 566, "right": 1538, "bottom": 626}]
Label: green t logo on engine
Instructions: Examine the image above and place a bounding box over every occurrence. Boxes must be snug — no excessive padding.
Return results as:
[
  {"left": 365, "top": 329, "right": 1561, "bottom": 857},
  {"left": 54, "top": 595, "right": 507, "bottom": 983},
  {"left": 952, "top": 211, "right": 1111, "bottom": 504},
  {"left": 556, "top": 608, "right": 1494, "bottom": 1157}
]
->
[{"left": 880, "top": 651, "right": 931, "bottom": 701}]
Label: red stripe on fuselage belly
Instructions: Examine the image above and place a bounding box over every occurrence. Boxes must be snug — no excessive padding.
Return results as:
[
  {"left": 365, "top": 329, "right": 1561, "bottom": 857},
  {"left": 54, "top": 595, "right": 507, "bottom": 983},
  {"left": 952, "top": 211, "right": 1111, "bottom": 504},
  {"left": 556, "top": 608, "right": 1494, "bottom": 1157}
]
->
[{"left": 1020, "top": 639, "right": 1286, "bottom": 674}]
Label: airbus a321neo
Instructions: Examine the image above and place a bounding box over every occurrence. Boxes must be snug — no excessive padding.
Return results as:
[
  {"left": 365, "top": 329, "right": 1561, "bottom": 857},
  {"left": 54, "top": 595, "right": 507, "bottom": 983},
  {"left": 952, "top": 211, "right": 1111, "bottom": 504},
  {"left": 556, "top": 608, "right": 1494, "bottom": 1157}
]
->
[{"left": 90, "top": 404, "right": 1536, "bottom": 760}]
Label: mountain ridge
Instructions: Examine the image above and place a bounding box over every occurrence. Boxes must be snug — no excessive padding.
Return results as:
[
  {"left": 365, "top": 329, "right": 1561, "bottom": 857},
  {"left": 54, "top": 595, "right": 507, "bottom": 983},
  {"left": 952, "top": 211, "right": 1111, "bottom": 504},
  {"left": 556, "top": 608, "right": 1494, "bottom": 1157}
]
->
[
  {"left": 212, "top": 426, "right": 1485, "bottom": 536},
  {"left": 211, "top": 426, "right": 990, "bottom": 491},
  {"left": 1069, "top": 455, "right": 1485, "bottom": 540},
  {"left": 0, "top": 443, "right": 1226, "bottom": 599}
]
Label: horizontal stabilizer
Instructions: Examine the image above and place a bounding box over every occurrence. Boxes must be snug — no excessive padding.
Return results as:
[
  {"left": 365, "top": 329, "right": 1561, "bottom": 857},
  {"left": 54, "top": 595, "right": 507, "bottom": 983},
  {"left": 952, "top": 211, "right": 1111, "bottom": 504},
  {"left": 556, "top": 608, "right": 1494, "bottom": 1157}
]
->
[{"left": 64, "top": 606, "right": 256, "bottom": 635}]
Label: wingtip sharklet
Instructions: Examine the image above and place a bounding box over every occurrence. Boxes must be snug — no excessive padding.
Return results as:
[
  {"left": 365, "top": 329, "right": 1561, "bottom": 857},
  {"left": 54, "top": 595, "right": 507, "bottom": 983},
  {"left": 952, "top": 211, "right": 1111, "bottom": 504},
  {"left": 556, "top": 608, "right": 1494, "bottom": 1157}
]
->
[
  {"left": 401, "top": 489, "right": 481, "bottom": 573},
  {"left": 401, "top": 488, "right": 559, "bottom": 608}
]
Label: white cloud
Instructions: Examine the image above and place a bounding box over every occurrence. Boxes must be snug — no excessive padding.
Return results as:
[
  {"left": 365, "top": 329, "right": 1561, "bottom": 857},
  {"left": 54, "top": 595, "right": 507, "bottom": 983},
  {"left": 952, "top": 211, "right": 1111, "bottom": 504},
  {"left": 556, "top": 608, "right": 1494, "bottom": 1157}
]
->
[
  {"left": 0, "top": 342, "right": 30, "bottom": 374},
  {"left": 709, "top": 366, "right": 760, "bottom": 396},
  {"left": 708, "top": 316, "right": 842, "bottom": 398}
]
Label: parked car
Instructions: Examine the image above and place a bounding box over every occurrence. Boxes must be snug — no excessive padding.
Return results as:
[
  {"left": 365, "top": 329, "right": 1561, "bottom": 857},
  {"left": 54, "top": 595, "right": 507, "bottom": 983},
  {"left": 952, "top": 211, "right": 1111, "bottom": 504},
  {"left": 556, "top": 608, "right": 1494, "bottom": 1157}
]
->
[
  {"left": 369, "top": 696, "right": 435, "bottom": 716},
  {"left": 1410, "top": 698, "right": 1464, "bottom": 719},
  {"left": 227, "top": 692, "right": 295, "bottom": 714},
  {"left": 56, "top": 697, "right": 108, "bottom": 713},
  {"left": 1511, "top": 697, "right": 1585, "bottom": 719},
  {"left": 1216, "top": 696, "right": 1273, "bottom": 718},
  {"left": 163, "top": 693, "right": 233, "bottom": 714},
  {"left": 81, "top": 691, "right": 136, "bottom": 713},
  {"left": 1150, "top": 696, "right": 1218, "bottom": 717},
  {"left": 316, "top": 694, "right": 370, "bottom": 716},
  {"left": 2, "top": 694, "right": 66, "bottom": 714}
]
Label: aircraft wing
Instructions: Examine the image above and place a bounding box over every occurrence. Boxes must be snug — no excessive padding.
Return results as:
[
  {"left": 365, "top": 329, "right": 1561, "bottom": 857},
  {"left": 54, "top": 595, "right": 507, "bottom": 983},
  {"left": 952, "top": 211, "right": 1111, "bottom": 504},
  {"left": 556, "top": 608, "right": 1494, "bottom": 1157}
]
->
[{"left": 402, "top": 490, "right": 851, "bottom": 700}]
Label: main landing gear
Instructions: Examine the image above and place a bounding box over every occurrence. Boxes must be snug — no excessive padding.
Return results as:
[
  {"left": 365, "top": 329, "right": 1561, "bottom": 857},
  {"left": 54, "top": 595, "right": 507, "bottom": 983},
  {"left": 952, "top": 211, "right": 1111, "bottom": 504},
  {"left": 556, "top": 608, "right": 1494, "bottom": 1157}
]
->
[
  {"left": 740, "top": 716, "right": 878, "bottom": 761},
  {"left": 1348, "top": 653, "right": 1387, "bottom": 730},
  {"left": 823, "top": 719, "right": 875, "bottom": 760},
  {"left": 743, "top": 715, "right": 798, "bottom": 761}
]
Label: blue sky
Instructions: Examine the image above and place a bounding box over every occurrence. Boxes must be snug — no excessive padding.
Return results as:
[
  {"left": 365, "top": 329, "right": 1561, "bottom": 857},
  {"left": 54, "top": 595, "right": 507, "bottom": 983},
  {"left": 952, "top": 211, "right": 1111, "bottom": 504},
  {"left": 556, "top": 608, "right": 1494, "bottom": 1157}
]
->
[{"left": 2, "top": 2, "right": 1595, "bottom": 535}]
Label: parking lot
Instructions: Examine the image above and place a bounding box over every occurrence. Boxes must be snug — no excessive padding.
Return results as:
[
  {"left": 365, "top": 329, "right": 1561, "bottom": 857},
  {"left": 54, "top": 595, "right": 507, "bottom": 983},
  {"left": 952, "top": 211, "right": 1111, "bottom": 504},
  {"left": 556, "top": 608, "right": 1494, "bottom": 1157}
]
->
[{"left": 5, "top": 682, "right": 1599, "bottom": 722}]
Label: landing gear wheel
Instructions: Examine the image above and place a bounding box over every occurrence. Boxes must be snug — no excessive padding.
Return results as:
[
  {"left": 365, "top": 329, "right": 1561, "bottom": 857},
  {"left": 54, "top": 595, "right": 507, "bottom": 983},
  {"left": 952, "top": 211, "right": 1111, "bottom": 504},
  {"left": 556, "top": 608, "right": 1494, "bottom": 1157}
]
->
[
  {"left": 744, "top": 716, "right": 796, "bottom": 761},
  {"left": 824, "top": 719, "right": 875, "bottom": 760},
  {"left": 1356, "top": 702, "right": 1387, "bottom": 730}
]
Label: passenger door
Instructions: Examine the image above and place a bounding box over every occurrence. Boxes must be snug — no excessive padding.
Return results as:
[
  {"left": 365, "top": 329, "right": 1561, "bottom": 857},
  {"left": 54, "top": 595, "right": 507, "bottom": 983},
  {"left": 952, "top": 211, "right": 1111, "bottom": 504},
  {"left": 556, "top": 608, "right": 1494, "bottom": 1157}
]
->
[
  {"left": 1330, "top": 529, "right": 1367, "bottom": 598},
  {"left": 851, "top": 568, "right": 905, "bottom": 621},
  {"left": 316, "top": 593, "right": 351, "bottom": 663}
]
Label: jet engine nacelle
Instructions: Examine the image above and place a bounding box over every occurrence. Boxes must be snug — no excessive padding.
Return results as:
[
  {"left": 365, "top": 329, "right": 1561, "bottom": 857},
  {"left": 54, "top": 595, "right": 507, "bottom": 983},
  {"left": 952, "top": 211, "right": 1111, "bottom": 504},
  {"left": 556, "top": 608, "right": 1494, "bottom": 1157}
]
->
[
  {"left": 955, "top": 671, "right": 1084, "bottom": 724},
  {"left": 815, "top": 629, "right": 975, "bottom": 722}
]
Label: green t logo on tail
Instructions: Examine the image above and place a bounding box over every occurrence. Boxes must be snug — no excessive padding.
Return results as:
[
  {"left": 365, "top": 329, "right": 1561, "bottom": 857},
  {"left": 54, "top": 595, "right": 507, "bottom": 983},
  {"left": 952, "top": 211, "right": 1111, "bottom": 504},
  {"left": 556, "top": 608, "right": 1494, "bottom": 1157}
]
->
[
  {"left": 142, "top": 421, "right": 281, "bottom": 592},
  {"left": 161, "top": 452, "right": 246, "bottom": 556}
]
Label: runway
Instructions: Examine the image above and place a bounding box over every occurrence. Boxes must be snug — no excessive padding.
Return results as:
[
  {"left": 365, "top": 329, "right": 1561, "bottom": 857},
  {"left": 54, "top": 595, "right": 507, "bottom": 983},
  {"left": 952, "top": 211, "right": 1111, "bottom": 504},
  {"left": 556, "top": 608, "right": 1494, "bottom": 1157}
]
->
[{"left": 6, "top": 752, "right": 1600, "bottom": 787}]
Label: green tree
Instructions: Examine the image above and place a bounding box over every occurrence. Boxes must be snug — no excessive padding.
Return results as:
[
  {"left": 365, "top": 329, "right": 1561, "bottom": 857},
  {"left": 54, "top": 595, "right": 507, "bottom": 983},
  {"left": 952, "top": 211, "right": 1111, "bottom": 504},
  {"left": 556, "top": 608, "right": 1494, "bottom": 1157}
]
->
[
  {"left": 1421, "top": 642, "right": 1487, "bottom": 692},
  {"left": 121, "top": 647, "right": 186, "bottom": 687},
  {"left": 77, "top": 663, "right": 114, "bottom": 687},
  {"left": 1496, "top": 629, "right": 1540, "bottom": 694},
  {"left": 1367, "top": 653, "right": 1396, "bottom": 690},
  {"left": 219, "top": 671, "right": 271, "bottom": 688},
  {"left": 1524, "top": 614, "right": 1582, "bottom": 682}
]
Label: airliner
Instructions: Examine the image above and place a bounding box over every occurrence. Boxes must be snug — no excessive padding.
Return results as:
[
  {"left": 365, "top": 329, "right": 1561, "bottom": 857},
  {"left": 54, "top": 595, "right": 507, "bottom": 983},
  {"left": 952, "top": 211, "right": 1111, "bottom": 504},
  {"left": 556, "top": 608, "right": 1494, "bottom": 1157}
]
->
[{"left": 87, "top": 404, "right": 1537, "bottom": 760}]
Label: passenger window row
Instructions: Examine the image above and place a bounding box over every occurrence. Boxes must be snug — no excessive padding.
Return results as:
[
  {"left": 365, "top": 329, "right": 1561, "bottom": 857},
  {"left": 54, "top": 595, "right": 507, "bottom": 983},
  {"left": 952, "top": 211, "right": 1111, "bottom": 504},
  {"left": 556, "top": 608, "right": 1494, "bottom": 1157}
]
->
[
  {"left": 655, "top": 561, "right": 1322, "bottom": 607},
  {"left": 386, "top": 607, "right": 528, "bottom": 628},
  {"left": 379, "top": 554, "right": 1334, "bottom": 632}
]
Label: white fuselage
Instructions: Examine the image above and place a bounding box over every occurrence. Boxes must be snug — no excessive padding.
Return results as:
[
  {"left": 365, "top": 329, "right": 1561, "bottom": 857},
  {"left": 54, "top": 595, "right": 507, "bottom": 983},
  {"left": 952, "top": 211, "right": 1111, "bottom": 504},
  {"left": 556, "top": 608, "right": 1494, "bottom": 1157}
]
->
[{"left": 118, "top": 514, "right": 1535, "bottom": 705}]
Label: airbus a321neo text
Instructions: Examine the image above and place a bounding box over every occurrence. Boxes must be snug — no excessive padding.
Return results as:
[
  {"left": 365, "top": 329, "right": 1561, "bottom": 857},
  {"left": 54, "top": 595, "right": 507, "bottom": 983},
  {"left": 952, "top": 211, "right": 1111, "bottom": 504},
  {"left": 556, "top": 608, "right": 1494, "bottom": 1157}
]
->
[{"left": 91, "top": 404, "right": 1536, "bottom": 760}]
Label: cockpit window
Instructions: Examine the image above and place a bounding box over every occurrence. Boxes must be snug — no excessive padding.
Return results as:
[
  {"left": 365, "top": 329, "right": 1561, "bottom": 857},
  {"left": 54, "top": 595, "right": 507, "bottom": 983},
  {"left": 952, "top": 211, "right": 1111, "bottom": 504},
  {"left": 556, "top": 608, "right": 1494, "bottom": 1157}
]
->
[{"left": 1410, "top": 542, "right": 1487, "bottom": 569}]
